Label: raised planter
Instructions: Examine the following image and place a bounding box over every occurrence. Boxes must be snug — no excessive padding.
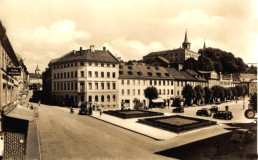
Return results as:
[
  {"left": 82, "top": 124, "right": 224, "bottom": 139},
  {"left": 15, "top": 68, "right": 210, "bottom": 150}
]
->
[
  {"left": 138, "top": 115, "right": 217, "bottom": 133},
  {"left": 103, "top": 110, "right": 164, "bottom": 119}
]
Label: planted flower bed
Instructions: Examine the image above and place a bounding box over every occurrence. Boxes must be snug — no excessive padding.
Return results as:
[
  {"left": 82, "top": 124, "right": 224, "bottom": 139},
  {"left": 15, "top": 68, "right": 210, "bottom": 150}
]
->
[
  {"left": 103, "top": 110, "right": 164, "bottom": 119},
  {"left": 138, "top": 115, "right": 217, "bottom": 133}
]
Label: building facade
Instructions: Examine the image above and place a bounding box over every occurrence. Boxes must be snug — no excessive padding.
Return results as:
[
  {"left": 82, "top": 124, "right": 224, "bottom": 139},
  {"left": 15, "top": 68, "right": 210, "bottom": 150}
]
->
[{"left": 51, "top": 46, "right": 119, "bottom": 108}]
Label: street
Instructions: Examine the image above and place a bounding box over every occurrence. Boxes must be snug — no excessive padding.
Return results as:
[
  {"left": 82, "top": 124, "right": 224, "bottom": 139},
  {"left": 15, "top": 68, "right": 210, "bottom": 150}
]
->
[{"left": 36, "top": 104, "right": 172, "bottom": 160}]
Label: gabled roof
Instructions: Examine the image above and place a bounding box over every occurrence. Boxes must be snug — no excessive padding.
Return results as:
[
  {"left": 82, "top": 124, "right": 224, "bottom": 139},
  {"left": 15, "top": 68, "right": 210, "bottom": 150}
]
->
[
  {"left": 239, "top": 73, "right": 257, "bottom": 80},
  {"left": 166, "top": 68, "right": 197, "bottom": 81},
  {"left": 119, "top": 63, "right": 174, "bottom": 80},
  {"left": 52, "top": 49, "right": 119, "bottom": 64},
  {"left": 185, "top": 70, "right": 207, "bottom": 82},
  {"left": 157, "top": 56, "right": 169, "bottom": 64},
  {"left": 143, "top": 48, "right": 185, "bottom": 58}
]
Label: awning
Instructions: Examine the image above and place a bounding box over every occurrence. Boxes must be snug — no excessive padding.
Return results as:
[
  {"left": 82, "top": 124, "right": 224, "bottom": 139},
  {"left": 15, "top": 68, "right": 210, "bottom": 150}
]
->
[
  {"left": 5, "top": 106, "right": 34, "bottom": 121},
  {"left": 152, "top": 98, "right": 165, "bottom": 103}
]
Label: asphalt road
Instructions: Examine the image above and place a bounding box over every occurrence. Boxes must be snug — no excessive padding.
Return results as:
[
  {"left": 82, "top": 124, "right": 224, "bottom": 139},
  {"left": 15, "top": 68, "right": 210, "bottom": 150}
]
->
[{"left": 36, "top": 104, "right": 173, "bottom": 160}]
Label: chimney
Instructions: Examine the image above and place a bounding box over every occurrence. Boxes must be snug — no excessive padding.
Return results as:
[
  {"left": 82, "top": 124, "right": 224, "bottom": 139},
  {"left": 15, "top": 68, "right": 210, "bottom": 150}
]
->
[
  {"left": 103, "top": 46, "right": 106, "bottom": 51},
  {"left": 80, "top": 47, "right": 82, "bottom": 55},
  {"left": 90, "top": 45, "right": 95, "bottom": 52}
]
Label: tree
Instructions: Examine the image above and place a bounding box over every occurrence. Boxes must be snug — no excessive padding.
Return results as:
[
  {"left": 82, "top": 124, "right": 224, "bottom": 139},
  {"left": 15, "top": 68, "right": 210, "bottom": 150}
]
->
[
  {"left": 144, "top": 86, "right": 158, "bottom": 108},
  {"left": 133, "top": 98, "right": 141, "bottom": 110},
  {"left": 198, "top": 56, "right": 214, "bottom": 71},
  {"left": 224, "top": 88, "right": 232, "bottom": 101},
  {"left": 182, "top": 84, "right": 196, "bottom": 106},
  {"left": 229, "top": 87, "right": 237, "bottom": 100},
  {"left": 204, "top": 86, "right": 213, "bottom": 104},
  {"left": 194, "top": 85, "right": 205, "bottom": 105},
  {"left": 235, "top": 85, "right": 245, "bottom": 97},
  {"left": 218, "top": 86, "right": 225, "bottom": 101},
  {"left": 183, "top": 58, "right": 198, "bottom": 70},
  {"left": 211, "top": 85, "right": 220, "bottom": 102}
]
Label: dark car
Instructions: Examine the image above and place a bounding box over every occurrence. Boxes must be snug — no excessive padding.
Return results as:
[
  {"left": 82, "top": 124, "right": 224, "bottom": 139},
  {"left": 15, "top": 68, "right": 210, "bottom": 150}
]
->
[
  {"left": 172, "top": 107, "right": 184, "bottom": 113},
  {"left": 213, "top": 111, "right": 233, "bottom": 120},
  {"left": 210, "top": 106, "right": 219, "bottom": 113},
  {"left": 196, "top": 108, "right": 212, "bottom": 117}
]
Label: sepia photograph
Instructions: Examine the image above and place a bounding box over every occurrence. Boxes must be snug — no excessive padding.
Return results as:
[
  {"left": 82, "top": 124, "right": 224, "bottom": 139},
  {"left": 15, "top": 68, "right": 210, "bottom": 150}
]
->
[{"left": 0, "top": 0, "right": 257, "bottom": 159}]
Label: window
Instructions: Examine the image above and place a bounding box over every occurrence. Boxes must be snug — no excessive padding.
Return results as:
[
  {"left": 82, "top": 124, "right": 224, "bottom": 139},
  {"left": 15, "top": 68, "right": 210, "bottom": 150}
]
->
[
  {"left": 75, "top": 83, "right": 77, "bottom": 90},
  {"left": 71, "top": 83, "right": 74, "bottom": 90},
  {"left": 57, "top": 73, "right": 59, "bottom": 79},
  {"left": 127, "top": 80, "right": 130, "bottom": 85},
  {"left": 101, "top": 95, "right": 104, "bottom": 102},
  {"left": 171, "top": 81, "right": 173, "bottom": 86},
  {"left": 68, "top": 83, "right": 70, "bottom": 90},
  {"left": 107, "top": 95, "right": 110, "bottom": 102},
  {"left": 113, "top": 95, "right": 116, "bottom": 101},
  {"left": 89, "top": 83, "right": 92, "bottom": 90},
  {"left": 75, "top": 63, "right": 77, "bottom": 66},
  {"left": 159, "top": 80, "right": 161, "bottom": 85},
  {"left": 61, "top": 73, "right": 63, "bottom": 79},
  {"left": 177, "top": 91, "right": 179, "bottom": 95},
  {"left": 133, "top": 89, "right": 135, "bottom": 95},
  {"left": 95, "top": 96, "right": 98, "bottom": 102},
  {"left": 122, "top": 89, "right": 124, "bottom": 95},
  {"left": 138, "top": 80, "right": 140, "bottom": 85},
  {"left": 95, "top": 71, "right": 98, "bottom": 77},
  {"left": 80, "top": 62, "right": 84, "bottom": 66},
  {"left": 88, "top": 62, "right": 92, "bottom": 66},
  {"left": 177, "top": 81, "right": 179, "bottom": 86},
  {"left": 67, "top": 72, "right": 70, "bottom": 78},
  {"left": 112, "top": 83, "right": 116, "bottom": 90},
  {"left": 150, "top": 80, "right": 152, "bottom": 85},
  {"left": 95, "top": 83, "right": 98, "bottom": 90},
  {"left": 171, "top": 89, "right": 173, "bottom": 95},
  {"left": 133, "top": 80, "right": 135, "bottom": 85},
  {"left": 112, "top": 72, "right": 116, "bottom": 78},
  {"left": 121, "top": 80, "right": 124, "bottom": 85},
  {"left": 154, "top": 80, "right": 157, "bottom": 85},
  {"left": 181, "top": 81, "right": 183, "bottom": 86},
  {"left": 107, "top": 64, "right": 110, "bottom": 67},
  {"left": 127, "top": 89, "right": 130, "bottom": 95},
  {"left": 101, "top": 63, "right": 104, "bottom": 67},
  {"left": 54, "top": 73, "right": 56, "bottom": 79},
  {"left": 119, "top": 71, "right": 123, "bottom": 75},
  {"left": 112, "top": 64, "right": 115, "bottom": 67},
  {"left": 163, "top": 80, "right": 165, "bottom": 85},
  {"left": 159, "top": 89, "right": 161, "bottom": 94},
  {"left": 71, "top": 63, "right": 73, "bottom": 67},
  {"left": 71, "top": 72, "right": 73, "bottom": 78},
  {"left": 64, "top": 83, "right": 66, "bottom": 90},
  {"left": 107, "top": 72, "right": 110, "bottom": 78},
  {"left": 81, "top": 71, "right": 84, "bottom": 77},
  {"left": 75, "top": 71, "right": 77, "bottom": 77},
  {"left": 64, "top": 73, "right": 66, "bottom": 78},
  {"left": 95, "top": 62, "right": 98, "bottom": 66},
  {"left": 107, "top": 83, "right": 110, "bottom": 90},
  {"left": 138, "top": 89, "right": 140, "bottom": 95},
  {"left": 167, "top": 89, "right": 169, "bottom": 95},
  {"left": 88, "top": 71, "right": 92, "bottom": 77},
  {"left": 89, "top": 96, "right": 92, "bottom": 102},
  {"left": 54, "top": 83, "right": 56, "bottom": 90},
  {"left": 101, "top": 72, "right": 104, "bottom": 78},
  {"left": 163, "top": 89, "right": 165, "bottom": 95},
  {"left": 81, "top": 96, "right": 85, "bottom": 102},
  {"left": 101, "top": 83, "right": 104, "bottom": 90}
]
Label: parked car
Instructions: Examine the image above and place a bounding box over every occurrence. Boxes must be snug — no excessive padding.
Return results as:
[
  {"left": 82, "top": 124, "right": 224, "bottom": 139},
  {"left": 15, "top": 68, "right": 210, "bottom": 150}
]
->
[
  {"left": 215, "top": 101, "right": 222, "bottom": 105},
  {"left": 210, "top": 106, "right": 219, "bottom": 113},
  {"left": 172, "top": 107, "right": 184, "bottom": 113},
  {"left": 213, "top": 111, "right": 233, "bottom": 120},
  {"left": 196, "top": 108, "right": 212, "bottom": 117}
]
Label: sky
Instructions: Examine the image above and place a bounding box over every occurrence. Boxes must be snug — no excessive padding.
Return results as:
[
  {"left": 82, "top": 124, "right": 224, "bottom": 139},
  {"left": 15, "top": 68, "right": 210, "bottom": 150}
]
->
[{"left": 0, "top": 0, "right": 257, "bottom": 73}]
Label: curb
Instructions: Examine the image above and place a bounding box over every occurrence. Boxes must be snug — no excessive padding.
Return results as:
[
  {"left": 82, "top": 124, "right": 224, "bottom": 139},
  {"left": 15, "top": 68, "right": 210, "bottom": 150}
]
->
[{"left": 89, "top": 115, "right": 163, "bottom": 141}]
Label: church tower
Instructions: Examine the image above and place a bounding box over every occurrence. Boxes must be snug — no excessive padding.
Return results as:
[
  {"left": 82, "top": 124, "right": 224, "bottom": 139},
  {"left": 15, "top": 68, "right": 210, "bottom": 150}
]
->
[
  {"left": 35, "top": 62, "right": 40, "bottom": 75},
  {"left": 182, "top": 29, "right": 191, "bottom": 49},
  {"left": 203, "top": 39, "right": 206, "bottom": 49}
]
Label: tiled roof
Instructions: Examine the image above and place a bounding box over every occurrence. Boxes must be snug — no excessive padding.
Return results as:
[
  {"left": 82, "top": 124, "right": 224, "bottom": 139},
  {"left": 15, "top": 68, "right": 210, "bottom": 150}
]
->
[
  {"left": 165, "top": 68, "right": 196, "bottom": 81},
  {"left": 143, "top": 48, "right": 184, "bottom": 58},
  {"left": 52, "top": 49, "right": 119, "bottom": 64},
  {"left": 239, "top": 73, "right": 257, "bottom": 80},
  {"left": 119, "top": 63, "right": 174, "bottom": 80},
  {"left": 157, "top": 56, "right": 169, "bottom": 64},
  {"left": 185, "top": 70, "right": 207, "bottom": 82}
]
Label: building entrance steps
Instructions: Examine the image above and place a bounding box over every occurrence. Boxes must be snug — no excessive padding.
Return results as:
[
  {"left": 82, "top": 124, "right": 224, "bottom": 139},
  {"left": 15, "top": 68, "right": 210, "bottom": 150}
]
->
[{"left": 90, "top": 110, "right": 232, "bottom": 143}]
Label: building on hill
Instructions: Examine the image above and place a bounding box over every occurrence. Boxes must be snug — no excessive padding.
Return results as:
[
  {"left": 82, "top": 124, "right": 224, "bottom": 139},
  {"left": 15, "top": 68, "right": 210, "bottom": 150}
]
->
[
  {"left": 29, "top": 63, "right": 42, "bottom": 90},
  {"left": 50, "top": 45, "right": 119, "bottom": 108},
  {"left": 118, "top": 62, "right": 175, "bottom": 109},
  {"left": 143, "top": 29, "right": 200, "bottom": 67}
]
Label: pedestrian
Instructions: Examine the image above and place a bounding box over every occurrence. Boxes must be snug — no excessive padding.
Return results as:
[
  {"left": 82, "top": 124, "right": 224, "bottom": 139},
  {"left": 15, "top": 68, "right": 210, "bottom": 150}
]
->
[
  {"left": 99, "top": 108, "right": 102, "bottom": 117},
  {"left": 89, "top": 106, "right": 92, "bottom": 115},
  {"left": 38, "top": 100, "right": 41, "bottom": 106}
]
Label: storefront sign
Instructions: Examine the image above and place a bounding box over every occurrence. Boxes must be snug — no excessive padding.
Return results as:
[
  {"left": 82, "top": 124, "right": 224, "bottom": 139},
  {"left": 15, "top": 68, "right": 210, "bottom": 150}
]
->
[{"left": 7, "top": 67, "right": 21, "bottom": 76}]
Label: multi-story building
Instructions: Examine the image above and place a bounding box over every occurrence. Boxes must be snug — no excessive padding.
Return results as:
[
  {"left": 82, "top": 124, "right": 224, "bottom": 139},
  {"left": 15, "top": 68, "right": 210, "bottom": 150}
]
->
[
  {"left": 119, "top": 62, "right": 174, "bottom": 109},
  {"left": 29, "top": 63, "right": 42, "bottom": 90},
  {"left": 219, "top": 73, "right": 234, "bottom": 88},
  {"left": 239, "top": 73, "right": 257, "bottom": 96},
  {"left": 143, "top": 30, "right": 200, "bottom": 66},
  {"left": 198, "top": 70, "right": 220, "bottom": 88},
  {"left": 51, "top": 45, "right": 119, "bottom": 108}
]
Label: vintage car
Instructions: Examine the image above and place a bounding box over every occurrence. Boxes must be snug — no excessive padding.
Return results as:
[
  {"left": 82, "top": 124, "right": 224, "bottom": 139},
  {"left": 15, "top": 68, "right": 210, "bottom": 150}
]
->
[
  {"left": 210, "top": 106, "right": 219, "bottom": 113},
  {"left": 196, "top": 108, "right": 212, "bottom": 117},
  {"left": 172, "top": 107, "right": 184, "bottom": 113},
  {"left": 213, "top": 111, "right": 233, "bottom": 120}
]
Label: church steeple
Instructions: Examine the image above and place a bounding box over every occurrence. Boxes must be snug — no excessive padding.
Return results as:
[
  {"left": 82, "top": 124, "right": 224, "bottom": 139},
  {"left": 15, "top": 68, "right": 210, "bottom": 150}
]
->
[
  {"left": 35, "top": 62, "right": 40, "bottom": 75},
  {"left": 182, "top": 28, "right": 191, "bottom": 49},
  {"left": 203, "top": 38, "right": 206, "bottom": 49}
]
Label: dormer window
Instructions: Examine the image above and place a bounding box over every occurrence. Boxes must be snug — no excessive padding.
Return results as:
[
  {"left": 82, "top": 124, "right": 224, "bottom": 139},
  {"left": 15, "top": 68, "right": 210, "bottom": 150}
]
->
[
  {"left": 147, "top": 66, "right": 150, "bottom": 70},
  {"left": 155, "top": 67, "right": 159, "bottom": 70},
  {"left": 165, "top": 73, "right": 169, "bottom": 77},
  {"left": 147, "top": 72, "right": 152, "bottom": 76},
  {"left": 119, "top": 71, "right": 123, "bottom": 75},
  {"left": 128, "top": 71, "right": 133, "bottom": 75},
  {"left": 128, "top": 66, "right": 132, "bottom": 70},
  {"left": 119, "top": 65, "right": 123, "bottom": 69},
  {"left": 156, "top": 72, "right": 161, "bottom": 76}
]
